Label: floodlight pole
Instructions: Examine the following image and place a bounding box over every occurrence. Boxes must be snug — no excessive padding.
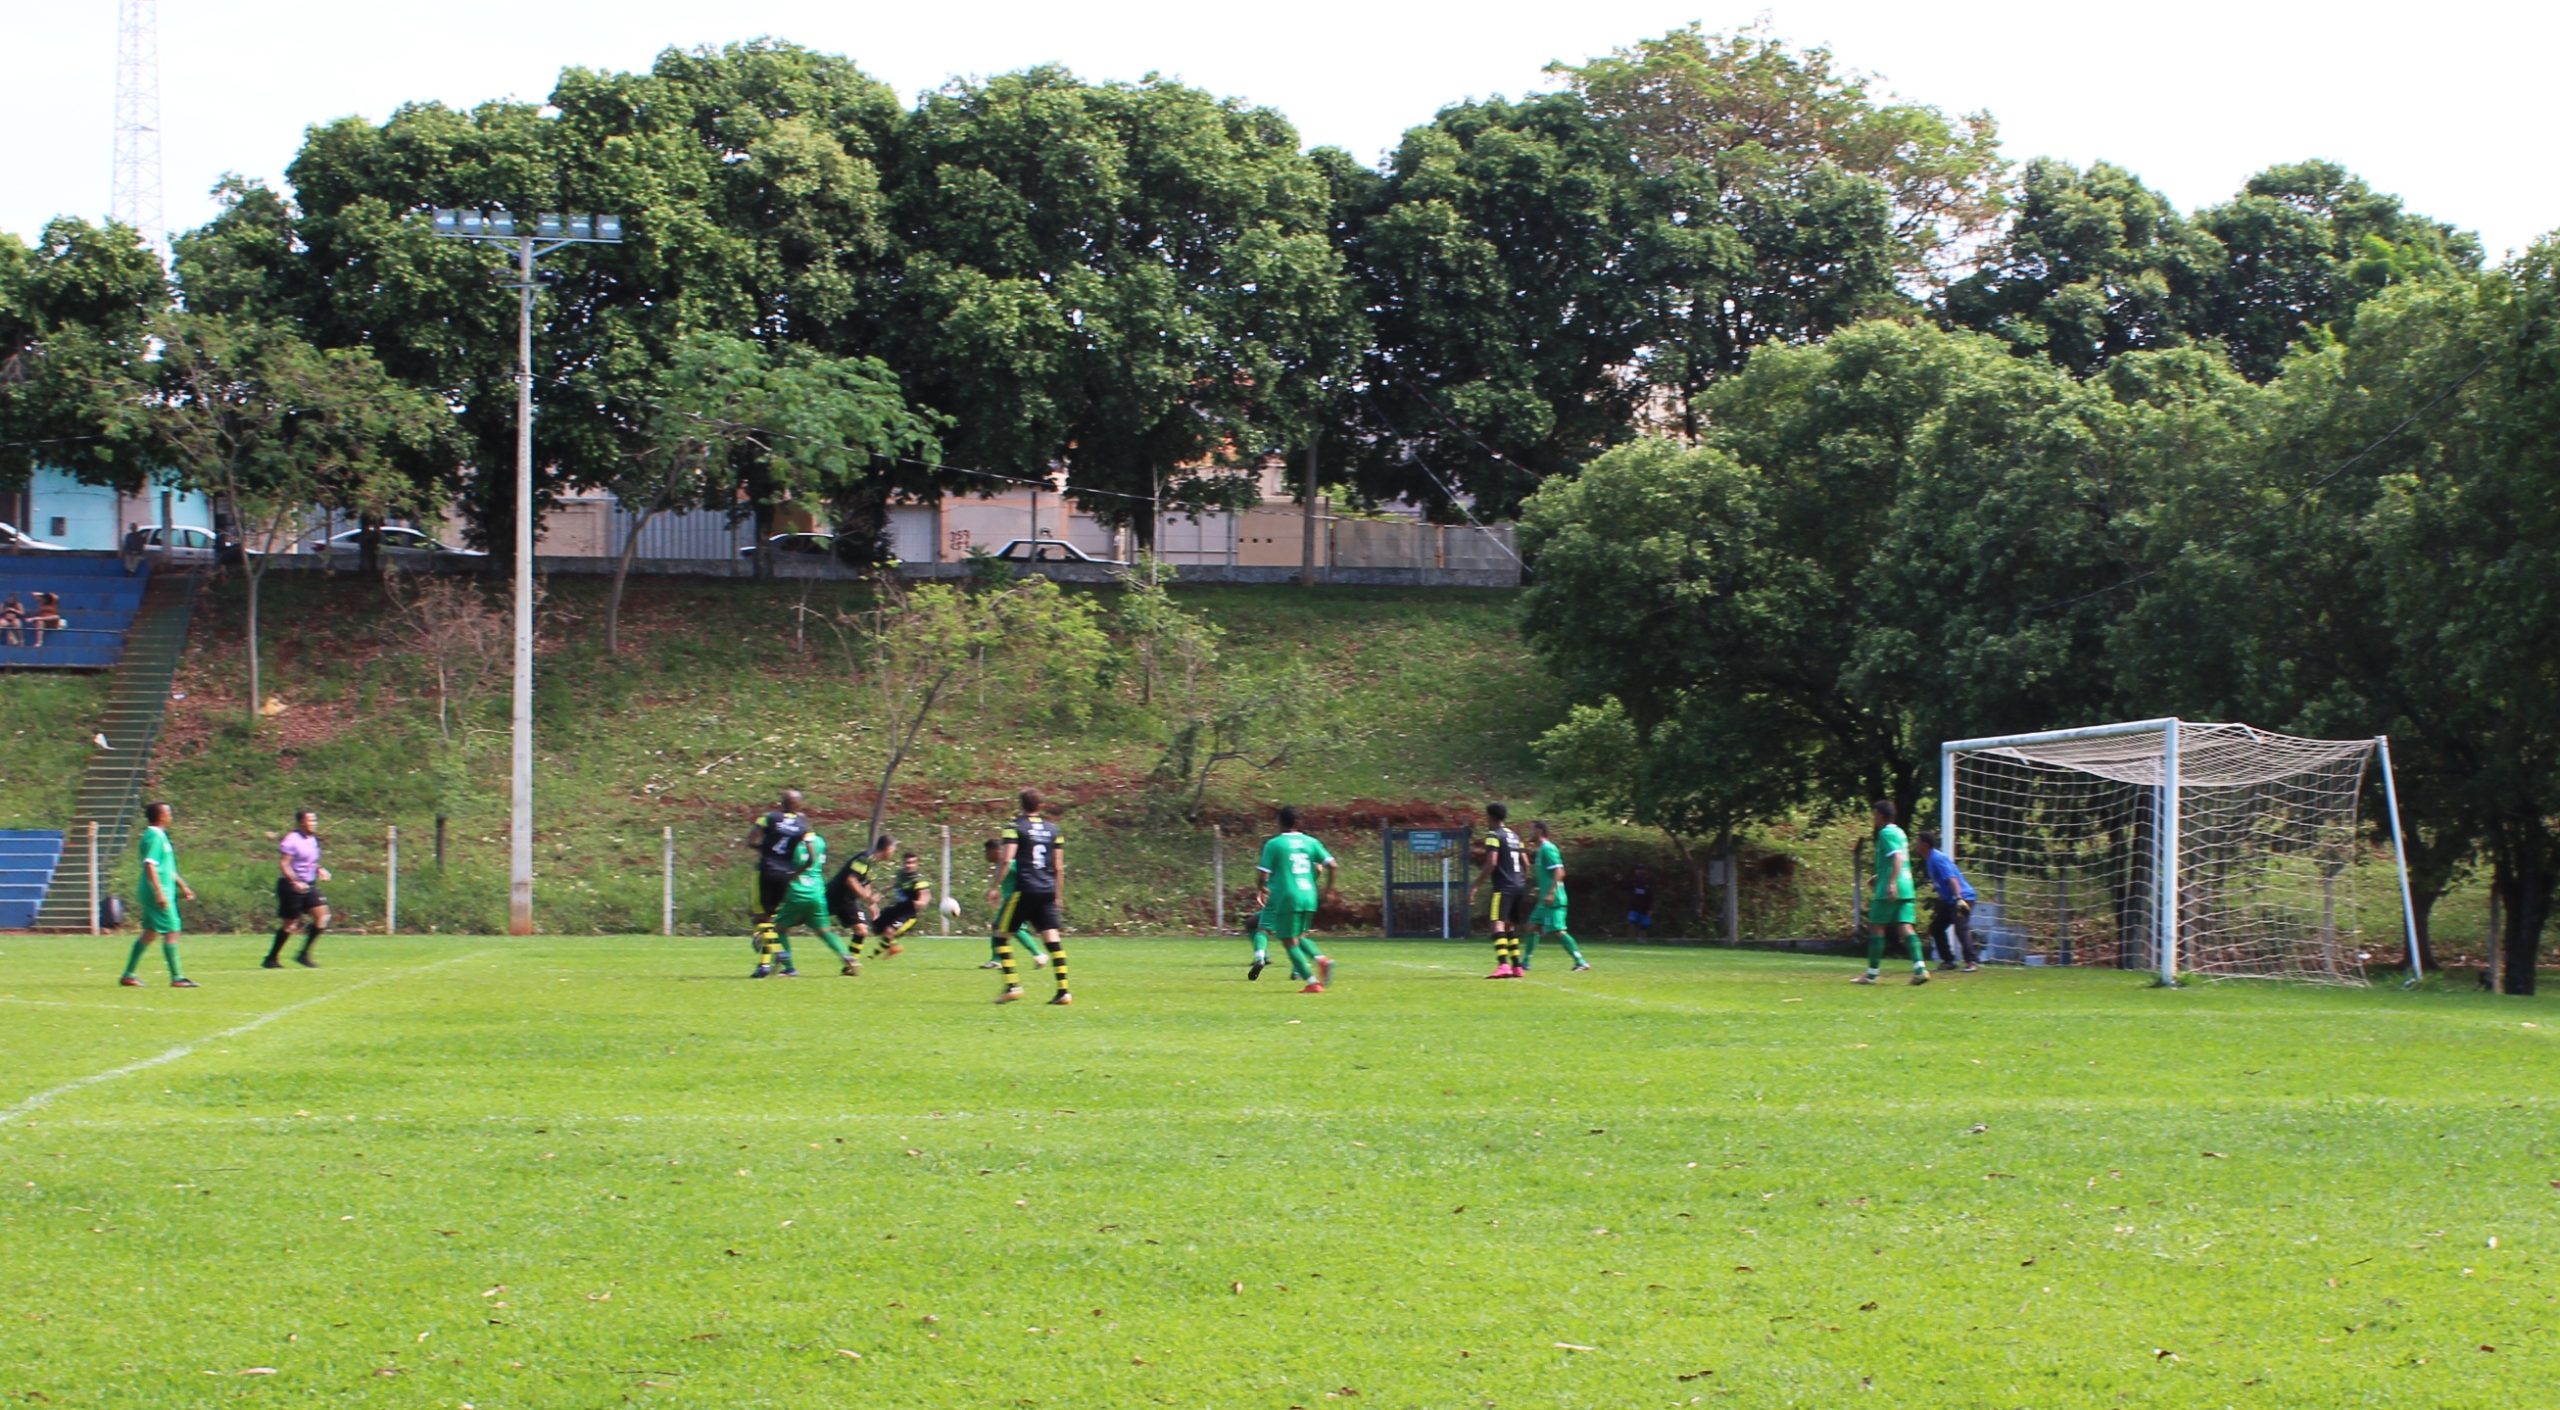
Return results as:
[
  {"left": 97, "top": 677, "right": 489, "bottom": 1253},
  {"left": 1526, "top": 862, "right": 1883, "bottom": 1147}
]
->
[
  {"left": 426, "top": 208, "right": 624, "bottom": 935},
  {"left": 509, "top": 231, "right": 535, "bottom": 934}
]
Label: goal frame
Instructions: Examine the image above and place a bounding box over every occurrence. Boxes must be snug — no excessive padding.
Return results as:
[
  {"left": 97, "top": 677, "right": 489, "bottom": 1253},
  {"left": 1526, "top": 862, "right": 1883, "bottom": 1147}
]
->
[{"left": 1939, "top": 718, "right": 2424, "bottom": 985}]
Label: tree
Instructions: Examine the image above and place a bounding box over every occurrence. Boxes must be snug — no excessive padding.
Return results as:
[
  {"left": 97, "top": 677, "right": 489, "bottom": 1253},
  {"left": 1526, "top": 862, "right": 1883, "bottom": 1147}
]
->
[
  {"left": 886, "top": 68, "right": 1353, "bottom": 540},
  {"left": 143, "top": 313, "right": 445, "bottom": 725},
  {"left": 2194, "top": 160, "right": 2482, "bottom": 380},
  {"left": 0, "top": 218, "right": 167, "bottom": 492},
  {"left": 2111, "top": 255, "right": 2560, "bottom": 990},
  {"left": 1553, "top": 21, "right": 2006, "bottom": 284},
  {"left": 1521, "top": 322, "right": 2184, "bottom": 827},
  {"left": 1942, "top": 159, "right": 2226, "bottom": 376},
  {"left": 607, "top": 332, "right": 939, "bottom": 651},
  {"left": 841, "top": 574, "right": 1110, "bottom": 842}
]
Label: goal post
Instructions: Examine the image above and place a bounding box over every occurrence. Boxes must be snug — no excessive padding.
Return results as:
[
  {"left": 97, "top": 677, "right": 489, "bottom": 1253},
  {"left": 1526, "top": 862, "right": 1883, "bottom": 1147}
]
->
[{"left": 1940, "top": 719, "right": 2422, "bottom": 985}]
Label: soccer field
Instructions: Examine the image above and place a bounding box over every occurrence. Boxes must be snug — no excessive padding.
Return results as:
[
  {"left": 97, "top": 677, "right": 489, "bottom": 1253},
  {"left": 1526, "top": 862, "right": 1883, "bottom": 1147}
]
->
[{"left": 1, "top": 938, "right": 2550, "bottom": 1408}]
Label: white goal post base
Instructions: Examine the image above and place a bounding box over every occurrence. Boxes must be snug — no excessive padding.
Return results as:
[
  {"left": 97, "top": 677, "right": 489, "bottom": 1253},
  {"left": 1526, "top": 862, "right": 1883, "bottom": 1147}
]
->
[{"left": 1939, "top": 719, "right": 2422, "bottom": 986}]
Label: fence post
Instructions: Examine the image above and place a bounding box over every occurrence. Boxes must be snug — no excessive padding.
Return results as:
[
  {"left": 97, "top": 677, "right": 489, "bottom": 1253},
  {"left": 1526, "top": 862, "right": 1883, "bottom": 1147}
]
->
[
  {"left": 931, "top": 829, "right": 952, "bottom": 936},
  {"left": 1212, "top": 825, "right": 1225, "bottom": 932},
  {"left": 87, "top": 820, "right": 101, "bottom": 936},
  {"left": 386, "top": 825, "right": 399, "bottom": 935},
  {"left": 662, "top": 826, "right": 675, "bottom": 937}
]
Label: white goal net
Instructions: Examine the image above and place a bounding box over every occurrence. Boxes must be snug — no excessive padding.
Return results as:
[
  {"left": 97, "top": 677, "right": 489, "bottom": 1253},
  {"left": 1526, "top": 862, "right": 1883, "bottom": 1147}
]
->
[{"left": 1942, "top": 720, "right": 2418, "bottom": 985}]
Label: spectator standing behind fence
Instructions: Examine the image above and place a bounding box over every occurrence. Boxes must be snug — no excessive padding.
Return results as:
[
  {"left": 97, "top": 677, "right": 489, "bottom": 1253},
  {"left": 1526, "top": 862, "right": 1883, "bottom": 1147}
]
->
[
  {"left": 0, "top": 594, "right": 22, "bottom": 647},
  {"left": 1914, "top": 830, "right": 1980, "bottom": 972},
  {"left": 1625, "top": 865, "right": 1655, "bottom": 934}
]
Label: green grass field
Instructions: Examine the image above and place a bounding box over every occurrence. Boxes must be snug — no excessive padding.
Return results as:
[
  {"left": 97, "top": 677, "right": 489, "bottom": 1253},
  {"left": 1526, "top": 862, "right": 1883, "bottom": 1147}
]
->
[{"left": 1, "top": 934, "right": 2550, "bottom": 1408}]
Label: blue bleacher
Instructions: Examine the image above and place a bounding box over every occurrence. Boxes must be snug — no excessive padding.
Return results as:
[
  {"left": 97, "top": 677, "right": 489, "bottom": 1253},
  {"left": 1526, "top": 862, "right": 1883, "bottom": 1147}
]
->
[
  {"left": 0, "top": 830, "right": 66, "bottom": 928},
  {"left": 0, "top": 556, "right": 148, "bottom": 669}
]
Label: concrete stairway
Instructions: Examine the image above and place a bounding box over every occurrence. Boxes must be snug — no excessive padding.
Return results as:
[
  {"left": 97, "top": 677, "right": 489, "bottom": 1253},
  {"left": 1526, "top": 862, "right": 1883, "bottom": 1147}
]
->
[{"left": 31, "top": 569, "right": 204, "bottom": 931}]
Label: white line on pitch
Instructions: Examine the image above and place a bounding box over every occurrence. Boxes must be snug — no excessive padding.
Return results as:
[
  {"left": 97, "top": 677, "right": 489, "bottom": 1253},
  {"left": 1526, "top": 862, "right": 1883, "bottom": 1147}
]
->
[{"left": 0, "top": 952, "right": 492, "bottom": 1124}]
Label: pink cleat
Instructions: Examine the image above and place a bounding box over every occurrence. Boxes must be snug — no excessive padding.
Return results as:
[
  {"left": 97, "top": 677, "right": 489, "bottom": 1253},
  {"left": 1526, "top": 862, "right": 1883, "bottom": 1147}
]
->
[
  {"left": 1299, "top": 982, "right": 1324, "bottom": 994},
  {"left": 1485, "top": 964, "right": 1516, "bottom": 979},
  {"left": 1315, "top": 955, "right": 1333, "bottom": 987}
]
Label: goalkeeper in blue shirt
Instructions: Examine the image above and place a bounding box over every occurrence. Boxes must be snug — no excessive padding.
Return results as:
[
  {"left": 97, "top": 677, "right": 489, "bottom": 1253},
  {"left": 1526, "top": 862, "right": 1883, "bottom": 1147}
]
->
[{"left": 1915, "top": 830, "right": 1980, "bottom": 971}]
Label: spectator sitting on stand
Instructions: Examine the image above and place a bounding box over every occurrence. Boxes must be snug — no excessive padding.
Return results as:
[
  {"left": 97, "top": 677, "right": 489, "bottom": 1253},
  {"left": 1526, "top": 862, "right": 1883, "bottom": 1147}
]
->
[
  {"left": 27, "top": 592, "right": 63, "bottom": 646},
  {"left": 0, "top": 594, "right": 22, "bottom": 646}
]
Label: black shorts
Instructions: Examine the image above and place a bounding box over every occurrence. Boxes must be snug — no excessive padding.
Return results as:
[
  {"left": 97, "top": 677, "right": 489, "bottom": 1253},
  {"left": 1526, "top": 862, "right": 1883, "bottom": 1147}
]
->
[
  {"left": 1007, "top": 889, "right": 1063, "bottom": 936},
  {"left": 1491, "top": 889, "right": 1531, "bottom": 927},
  {"left": 276, "top": 877, "right": 327, "bottom": 920},
  {"left": 826, "top": 881, "right": 871, "bottom": 930},
  {"left": 874, "top": 899, "right": 920, "bottom": 932},
  {"left": 757, "top": 873, "right": 793, "bottom": 914}
]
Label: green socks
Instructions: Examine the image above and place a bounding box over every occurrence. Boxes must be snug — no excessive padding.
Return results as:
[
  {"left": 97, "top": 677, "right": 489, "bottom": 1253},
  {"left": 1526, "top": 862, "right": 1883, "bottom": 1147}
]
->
[
  {"left": 1554, "top": 930, "right": 1585, "bottom": 963},
  {"left": 123, "top": 938, "right": 150, "bottom": 979},
  {"left": 163, "top": 942, "right": 185, "bottom": 980}
]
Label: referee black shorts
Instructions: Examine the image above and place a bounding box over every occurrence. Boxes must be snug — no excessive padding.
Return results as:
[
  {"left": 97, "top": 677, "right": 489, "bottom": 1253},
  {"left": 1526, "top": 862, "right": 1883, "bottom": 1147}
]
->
[{"left": 276, "top": 877, "right": 327, "bottom": 921}]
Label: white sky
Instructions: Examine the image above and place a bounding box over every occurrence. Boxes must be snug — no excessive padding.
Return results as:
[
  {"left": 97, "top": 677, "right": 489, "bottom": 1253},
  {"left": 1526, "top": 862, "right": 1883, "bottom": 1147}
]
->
[{"left": 4, "top": 1, "right": 2553, "bottom": 262}]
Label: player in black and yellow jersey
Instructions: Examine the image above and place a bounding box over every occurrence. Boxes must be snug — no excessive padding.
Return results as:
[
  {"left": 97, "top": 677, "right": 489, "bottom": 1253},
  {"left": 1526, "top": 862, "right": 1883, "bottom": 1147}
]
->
[
  {"left": 1471, "top": 801, "right": 1532, "bottom": 979},
  {"left": 743, "top": 789, "right": 811, "bottom": 972},
  {"left": 827, "top": 834, "right": 895, "bottom": 965},
  {"left": 866, "top": 853, "right": 930, "bottom": 958},
  {"left": 986, "top": 788, "right": 1071, "bottom": 1006}
]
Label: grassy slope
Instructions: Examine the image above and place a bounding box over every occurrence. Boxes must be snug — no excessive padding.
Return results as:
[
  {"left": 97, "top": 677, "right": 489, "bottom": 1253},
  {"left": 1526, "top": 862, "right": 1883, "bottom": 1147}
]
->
[
  {"left": 0, "top": 938, "right": 2550, "bottom": 1408},
  {"left": 0, "top": 570, "right": 2499, "bottom": 962},
  {"left": 0, "top": 673, "right": 107, "bottom": 827}
]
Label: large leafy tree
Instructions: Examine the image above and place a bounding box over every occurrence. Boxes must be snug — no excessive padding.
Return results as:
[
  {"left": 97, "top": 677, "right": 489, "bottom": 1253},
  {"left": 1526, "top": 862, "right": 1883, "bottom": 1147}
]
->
[
  {"left": 1553, "top": 21, "right": 2006, "bottom": 285},
  {"left": 885, "top": 68, "right": 1354, "bottom": 538},
  {"left": 1523, "top": 321, "right": 2204, "bottom": 825},
  {"left": 2194, "top": 160, "right": 2483, "bottom": 380},
  {"left": 2112, "top": 256, "right": 2560, "bottom": 989},
  {"left": 141, "top": 313, "right": 447, "bottom": 724},
  {"left": 607, "top": 332, "right": 940, "bottom": 651},
  {"left": 1334, "top": 92, "right": 1658, "bottom": 516},
  {"left": 1941, "top": 159, "right": 2227, "bottom": 376},
  {"left": 0, "top": 218, "right": 168, "bottom": 491}
]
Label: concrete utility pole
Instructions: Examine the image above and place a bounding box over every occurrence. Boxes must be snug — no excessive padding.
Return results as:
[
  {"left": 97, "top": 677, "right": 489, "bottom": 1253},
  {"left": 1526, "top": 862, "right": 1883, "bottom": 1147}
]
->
[
  {"left": 1298, "top": 433, "right": 1320, "bottom": 587},
  {"left": 426, "top": 208, "right": 624, "bottom": 934}
]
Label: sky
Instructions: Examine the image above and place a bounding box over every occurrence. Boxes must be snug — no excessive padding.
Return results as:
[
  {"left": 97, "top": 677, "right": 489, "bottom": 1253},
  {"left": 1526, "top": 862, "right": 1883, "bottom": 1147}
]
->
[{"left": 4, "top": 1, "right": 2554, "bottom": 262}]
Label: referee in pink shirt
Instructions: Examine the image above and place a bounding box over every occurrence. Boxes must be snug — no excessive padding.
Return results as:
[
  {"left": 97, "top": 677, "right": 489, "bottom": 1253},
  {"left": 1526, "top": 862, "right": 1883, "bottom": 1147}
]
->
[{"left": 267, "top": 810, "right": 332, "bottom": 968}]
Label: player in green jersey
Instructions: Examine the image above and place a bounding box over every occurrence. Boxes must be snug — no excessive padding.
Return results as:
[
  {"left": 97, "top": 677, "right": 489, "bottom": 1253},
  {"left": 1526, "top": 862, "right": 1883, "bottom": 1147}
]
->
[
  {"left": 760, "top": 831, "right": 860, "bottom": 979},
  {"left": 1251, "top": 806, "right": 1338, "bottom": 993},
  {"left": 122, "top": 801, "right": 198, "bottom": 988},
  {"left": 978, "top": 835, "right": 1045, "bottom": 969},
  {"left": 1857, "top": 800, "right": 1928, "bottom": 985},
  {"left": 1519, "top": 819, "right": 1590, "bottom": 972}
]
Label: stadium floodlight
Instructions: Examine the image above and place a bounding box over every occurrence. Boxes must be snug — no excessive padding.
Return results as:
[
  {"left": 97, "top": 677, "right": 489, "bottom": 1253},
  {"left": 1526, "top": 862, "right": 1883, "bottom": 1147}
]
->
[
  {"left": 424, "top": 205, "right": 627, "bottom": 935},
  {"left": 1940, "top": 719, "right": 2423, "bottom": 987}
]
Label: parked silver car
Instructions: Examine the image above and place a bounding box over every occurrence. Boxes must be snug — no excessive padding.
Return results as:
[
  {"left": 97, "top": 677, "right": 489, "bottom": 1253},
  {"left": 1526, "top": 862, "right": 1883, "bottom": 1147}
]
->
[{"left": 0, "top": 521, "right": 71, "bottom": 552}]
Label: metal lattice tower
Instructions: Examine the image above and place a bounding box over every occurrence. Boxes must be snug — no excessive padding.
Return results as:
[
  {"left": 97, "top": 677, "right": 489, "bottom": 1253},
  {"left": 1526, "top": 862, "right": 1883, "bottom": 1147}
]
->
[{"left": 110, "top": 0, "right": 164, "bottom": 245}]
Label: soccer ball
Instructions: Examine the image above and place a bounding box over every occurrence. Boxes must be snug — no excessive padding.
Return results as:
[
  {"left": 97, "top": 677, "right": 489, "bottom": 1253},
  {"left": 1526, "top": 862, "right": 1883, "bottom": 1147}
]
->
[{"left": 940, "top": 896, "right": 963, "bottom": 920}]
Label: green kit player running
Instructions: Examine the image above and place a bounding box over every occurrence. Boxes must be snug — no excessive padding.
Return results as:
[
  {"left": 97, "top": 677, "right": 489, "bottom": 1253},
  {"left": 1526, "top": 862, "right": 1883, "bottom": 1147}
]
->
[
  {"left": 123, "top": 800, "right": 198, "bottom": 988},
  {"left": 1857, "top": 800, "right": 1928, "bottom": 985},
  {"left": 1520, "top": 819, "right": 1589, "bottom": 972},
  {"left": 760, "top": 831, "right": 860, "bottom": 979},
  {"left": 1251, "top": 806, "right": 1338, "bottom": 993}
]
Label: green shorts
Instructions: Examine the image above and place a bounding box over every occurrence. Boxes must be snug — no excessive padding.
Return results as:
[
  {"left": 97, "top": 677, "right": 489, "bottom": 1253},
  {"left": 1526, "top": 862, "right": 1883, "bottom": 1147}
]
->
[
  {"left": 771, "top": 894, "right": 831, "bottom": 932},
  {"left": 1868, "top": 898, "right": 1916, "bottom": 927},
  {"left": 137, "top": 899, "right": 182, "bottom": 934},
  {"left": 1530, "top": 900, "right": 1567, "bottom": 932},
  {"left": 1259, "top": 904, "right": 1315, "bottom": 943}
]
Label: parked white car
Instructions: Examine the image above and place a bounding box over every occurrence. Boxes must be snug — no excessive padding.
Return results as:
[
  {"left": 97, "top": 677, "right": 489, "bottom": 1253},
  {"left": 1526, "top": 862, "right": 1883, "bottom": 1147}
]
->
[
  {"left": 0, "top": 521, "right": 71, "bottom": 552},
  {"left": 300, "top": 526, "right": 484, "bottom": 559},
  {"left": 991, "top": 537, "right": 1127, "bottom": 567}
]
